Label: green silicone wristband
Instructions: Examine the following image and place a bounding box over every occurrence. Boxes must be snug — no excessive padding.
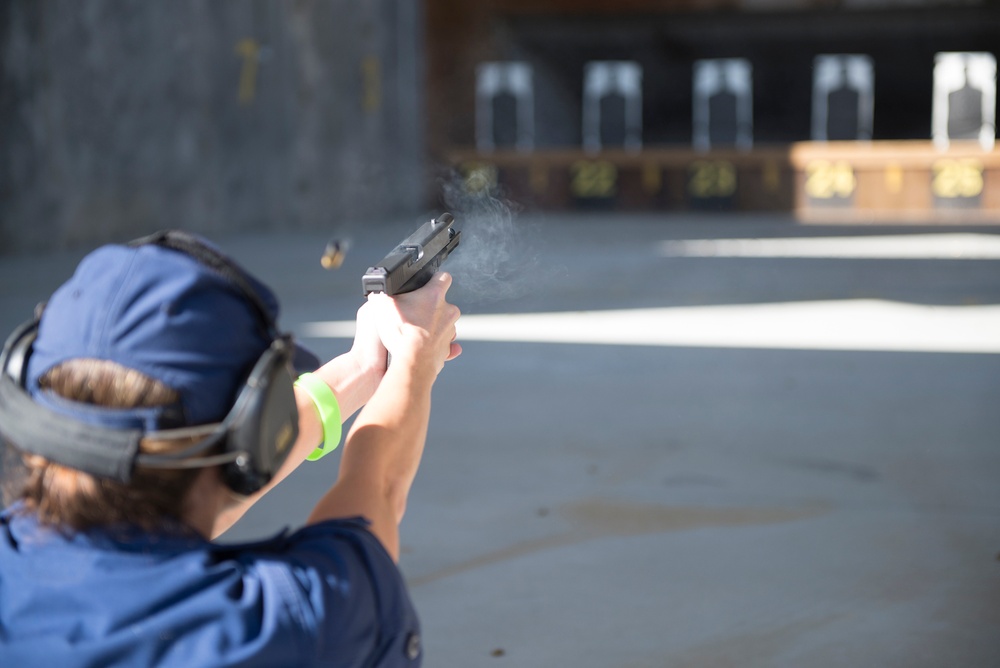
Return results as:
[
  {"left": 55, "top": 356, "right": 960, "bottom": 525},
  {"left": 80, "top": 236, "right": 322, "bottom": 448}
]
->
[{"left": 294, "top": 373, "right": 342, "bottom": 461}]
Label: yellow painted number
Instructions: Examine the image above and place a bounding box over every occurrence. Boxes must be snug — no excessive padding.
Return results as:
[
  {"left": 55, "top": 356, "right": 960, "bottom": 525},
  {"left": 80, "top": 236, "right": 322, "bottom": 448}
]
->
[
  {"left": 642, "top": 163, "right": 662, "bottom": 195},
  {"left": 932, "top": 159, "right": 984, "bottom": 198},
  {"left": 463, "top": 163, "right": 498, "bottom": 193},
  {"left": 235, "top": 38, "right": 260, "bottom": 105},
  {"left": 362, "top": 56, "right": 381, "bottom": 113},
  {"left": 688, "top": 161, "right": 737, "bottom": 198},
  {"left": 571, "top": 161, "right": 618, "bottom": 198},
  {"left": 805, "top": 160, "right": 856, "bottom": 199}
]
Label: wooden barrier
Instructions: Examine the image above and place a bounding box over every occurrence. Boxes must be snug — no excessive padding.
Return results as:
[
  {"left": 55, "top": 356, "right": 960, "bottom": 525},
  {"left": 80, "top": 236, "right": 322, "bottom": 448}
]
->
[
  {"left": 448, "top": 141, "right": 1000, "bottom": 223},
  {"left": 789, "top": 141, "right": 1000, "bottom": 223}
]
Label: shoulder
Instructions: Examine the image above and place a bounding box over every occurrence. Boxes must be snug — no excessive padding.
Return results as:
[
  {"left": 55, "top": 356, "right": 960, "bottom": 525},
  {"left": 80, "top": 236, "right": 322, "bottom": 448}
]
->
[
  {"left": 231, "top": 518, "right": 406, "bottom": 605},
  {"left": 220, "top": 518, "right": 422, "bottom": 666},
  {"left": 226, "top": 517, "right": 396, "bottom": 582},
  {"left": 0, "top": 513, "right": 423, "bottom": 666}
]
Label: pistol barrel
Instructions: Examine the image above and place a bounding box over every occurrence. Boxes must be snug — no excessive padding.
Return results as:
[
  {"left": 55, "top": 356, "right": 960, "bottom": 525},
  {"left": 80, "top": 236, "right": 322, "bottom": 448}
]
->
[{"left": 363, "top": 213, "right": 460, "bottom": 296}]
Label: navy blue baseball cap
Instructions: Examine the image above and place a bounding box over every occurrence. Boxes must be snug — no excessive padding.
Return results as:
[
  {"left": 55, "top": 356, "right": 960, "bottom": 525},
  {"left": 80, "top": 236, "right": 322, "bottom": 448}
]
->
[{"left": 25, "top": 231, "right": 318, "bottom": 431}]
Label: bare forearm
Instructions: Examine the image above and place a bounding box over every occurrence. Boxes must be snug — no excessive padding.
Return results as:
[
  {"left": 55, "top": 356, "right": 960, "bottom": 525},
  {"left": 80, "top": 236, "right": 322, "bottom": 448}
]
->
[
  {"left": 306, "top": 356, "right": 437, "bottom": 560},
  {"left": 259, "top": 274, "right": 459, "bottom": 555},
  {"left": 290, "top": 351, "right": 381, "bottom": 455}
]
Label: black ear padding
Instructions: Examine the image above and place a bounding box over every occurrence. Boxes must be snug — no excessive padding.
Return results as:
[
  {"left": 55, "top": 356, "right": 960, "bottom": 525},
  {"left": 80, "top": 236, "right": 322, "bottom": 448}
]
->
[
  {"left": 0, "top": 231, "right": 306, "bottom": 497},
  {"left": 221, "top": 339, "right": 299, "bottom": 496}
]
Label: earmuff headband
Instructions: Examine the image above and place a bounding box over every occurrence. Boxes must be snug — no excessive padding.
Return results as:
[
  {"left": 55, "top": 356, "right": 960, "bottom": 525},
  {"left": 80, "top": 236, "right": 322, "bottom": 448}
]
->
[{"left": 0, "top": 373, "right": 142, "bottom": 481}]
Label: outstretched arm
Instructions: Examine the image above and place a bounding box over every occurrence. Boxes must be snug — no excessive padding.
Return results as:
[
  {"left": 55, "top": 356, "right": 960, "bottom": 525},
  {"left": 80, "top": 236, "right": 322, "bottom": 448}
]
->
[
  {"left": 306, "top": 272, "right": 461, "bottom": 561},
  {"left": 210, "top": 301, "right": 390, "bottom": 538}
]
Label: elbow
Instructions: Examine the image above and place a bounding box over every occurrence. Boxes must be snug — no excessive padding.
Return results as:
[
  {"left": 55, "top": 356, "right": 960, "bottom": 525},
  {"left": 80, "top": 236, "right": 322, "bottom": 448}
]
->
[
  {"left": 384, "top": 480, "right": 410, "bottom": 526},
  {"left": 394, "top": 497, "right": 408, "bottom": 525}
]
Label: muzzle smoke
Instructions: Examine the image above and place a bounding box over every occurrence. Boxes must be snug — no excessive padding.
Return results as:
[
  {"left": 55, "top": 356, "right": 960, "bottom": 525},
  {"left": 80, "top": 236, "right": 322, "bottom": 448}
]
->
[{"left": 439, "top": 170, "right": 540, "bottom": 304}]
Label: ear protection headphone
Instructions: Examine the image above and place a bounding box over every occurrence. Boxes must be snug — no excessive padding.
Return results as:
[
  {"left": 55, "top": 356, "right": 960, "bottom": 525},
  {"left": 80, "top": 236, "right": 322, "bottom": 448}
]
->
[{"left": 0, "top": 231, "right": 301, "bottom": 496}]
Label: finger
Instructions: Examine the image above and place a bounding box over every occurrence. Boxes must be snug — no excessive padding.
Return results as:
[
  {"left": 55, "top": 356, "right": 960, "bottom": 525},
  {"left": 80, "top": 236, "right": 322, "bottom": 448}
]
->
[
  {"left": 445, "top": 303, "right": 461, "bottom": 327},
  {"left": 434, "top": 271, "right": 453, "bottom": 293},
  {"left": 366, "top": 292, "right": 390, "bottom": 308},
  {"left": 446, "top": 342, "right": 462, "bottom": 361}
]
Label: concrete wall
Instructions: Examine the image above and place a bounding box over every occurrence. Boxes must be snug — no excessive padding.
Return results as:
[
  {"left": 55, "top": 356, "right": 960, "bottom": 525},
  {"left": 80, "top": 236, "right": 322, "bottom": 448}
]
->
[{"left": 0, "top": 0, "right": 426, "bottom": 254}]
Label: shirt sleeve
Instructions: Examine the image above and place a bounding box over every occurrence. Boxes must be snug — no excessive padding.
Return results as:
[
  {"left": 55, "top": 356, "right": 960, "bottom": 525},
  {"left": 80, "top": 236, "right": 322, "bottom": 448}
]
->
[{"left": 243, "top": 518, "right": 422, "bottom": 668}]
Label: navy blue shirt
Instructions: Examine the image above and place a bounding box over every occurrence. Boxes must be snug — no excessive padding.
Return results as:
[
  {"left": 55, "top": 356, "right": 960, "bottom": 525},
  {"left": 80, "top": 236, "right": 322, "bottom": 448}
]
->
[{"left": 0, "top": 508, "right": 421, "bottom": 667}]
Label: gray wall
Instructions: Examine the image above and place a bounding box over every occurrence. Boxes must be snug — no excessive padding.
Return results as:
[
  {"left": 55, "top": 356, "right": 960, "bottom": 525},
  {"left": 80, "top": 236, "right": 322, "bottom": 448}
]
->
[{"left": 0, "top": 0, "right": 426, "bottom": 254}]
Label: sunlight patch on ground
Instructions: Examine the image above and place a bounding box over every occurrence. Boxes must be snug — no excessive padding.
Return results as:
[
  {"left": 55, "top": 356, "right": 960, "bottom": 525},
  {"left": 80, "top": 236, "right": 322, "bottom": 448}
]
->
[
  {"left": 659, "top": 234, "right": 1000, "bottom": 259},
  {"left": 300, "top": 300, "right": 1000, "bottom": 354}
]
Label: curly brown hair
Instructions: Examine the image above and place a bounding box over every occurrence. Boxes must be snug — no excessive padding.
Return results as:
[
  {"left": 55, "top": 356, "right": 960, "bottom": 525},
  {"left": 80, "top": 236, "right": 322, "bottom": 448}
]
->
[{"left": 4, "top": 359, "right": 205, "bottom": 532}]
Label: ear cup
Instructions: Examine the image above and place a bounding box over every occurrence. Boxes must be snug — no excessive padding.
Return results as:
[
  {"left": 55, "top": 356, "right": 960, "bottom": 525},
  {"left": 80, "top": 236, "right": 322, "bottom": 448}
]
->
[
  {"left": 221, "top": 339, "right": 299, "bottom": 495},
  {"left": 2, "top": 318, "right": 38, "bottom": 386}
]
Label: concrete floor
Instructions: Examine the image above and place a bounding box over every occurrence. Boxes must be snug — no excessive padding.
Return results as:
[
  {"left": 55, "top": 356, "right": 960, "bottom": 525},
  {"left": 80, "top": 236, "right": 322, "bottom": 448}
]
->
[{"left": 3, "top": 212, "right": 999, "bottom": 666}]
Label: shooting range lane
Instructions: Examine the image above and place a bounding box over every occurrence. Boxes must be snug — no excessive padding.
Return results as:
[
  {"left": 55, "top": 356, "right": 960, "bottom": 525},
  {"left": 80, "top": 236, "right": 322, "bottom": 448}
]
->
[
  {"left": 302, "top": 229, "right": 1000, "bottom": 353},
  {"left": 287, "top": 214, "right": 1000, "bottom": 666},
  {"left": 3, "top": 214, "right": 998, "bottom": 667}
]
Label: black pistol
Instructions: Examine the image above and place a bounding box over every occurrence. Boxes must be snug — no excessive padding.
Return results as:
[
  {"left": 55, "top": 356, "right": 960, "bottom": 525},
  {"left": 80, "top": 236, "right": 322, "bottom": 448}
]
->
[{"left": 362, "top": 213, "right": 461, "bottom": 296}]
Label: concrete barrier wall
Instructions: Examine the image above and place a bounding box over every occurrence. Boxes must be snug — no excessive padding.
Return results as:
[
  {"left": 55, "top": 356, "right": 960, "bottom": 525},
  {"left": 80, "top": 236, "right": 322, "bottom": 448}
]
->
[{"left": 0, "top": 0, "right": 425, "bottom": 254}]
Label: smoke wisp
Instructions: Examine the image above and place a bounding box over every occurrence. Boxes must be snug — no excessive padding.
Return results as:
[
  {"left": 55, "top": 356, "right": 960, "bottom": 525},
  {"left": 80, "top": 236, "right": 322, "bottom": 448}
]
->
[{"left": 439, "top": 170, "right": 542, "bottom": 305}]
